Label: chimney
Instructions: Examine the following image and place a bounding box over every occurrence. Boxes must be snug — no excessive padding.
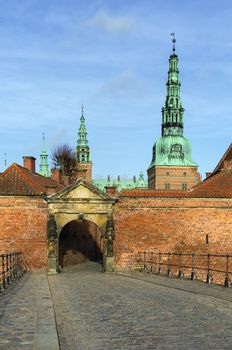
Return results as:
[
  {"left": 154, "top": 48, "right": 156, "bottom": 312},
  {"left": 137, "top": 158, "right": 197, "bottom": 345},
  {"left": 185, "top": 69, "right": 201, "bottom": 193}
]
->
[
  {"left": 117, "top": 175, "right": 121, "bottom": 182},
  {"left": 133, "top": 175, "right": 136, "bottom": 183},
  {"left": 23, "top": 156, "right": 36, "bottom": 173},
  {"left": 107, "top": 175, "right": 110, "bottom": 182},
  {"left": 105, "top": 185, "right": 117, "bottom": 196},
  {"left": 51, "top": 168, "right": 63, "bottom": 184}
]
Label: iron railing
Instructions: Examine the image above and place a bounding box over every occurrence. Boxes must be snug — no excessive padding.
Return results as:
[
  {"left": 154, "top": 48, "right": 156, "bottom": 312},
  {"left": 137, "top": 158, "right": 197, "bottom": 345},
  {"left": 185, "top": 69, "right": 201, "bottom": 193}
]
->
[
  {"left": 0, "top": 252, "right": 24, "bottom": 292},
  {"left": 137, "top": 251, "right": 232, "bottom": 287}
]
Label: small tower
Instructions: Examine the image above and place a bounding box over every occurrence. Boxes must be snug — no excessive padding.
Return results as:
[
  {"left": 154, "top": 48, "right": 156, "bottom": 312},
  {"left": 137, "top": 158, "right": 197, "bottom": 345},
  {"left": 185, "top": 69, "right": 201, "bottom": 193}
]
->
[
  {"left": 147, "top": 34, "right": 200, "bottom": 190},
  {"left": 39, "top": 133, "right": 51, "bottom": 177},
  {"left": 75, "top": 105, "right": 92, "bottom": 182}
]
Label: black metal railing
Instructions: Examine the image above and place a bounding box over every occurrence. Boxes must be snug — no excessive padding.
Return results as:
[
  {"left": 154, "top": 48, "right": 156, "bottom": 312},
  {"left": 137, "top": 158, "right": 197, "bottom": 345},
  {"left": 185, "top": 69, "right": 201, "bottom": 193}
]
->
[
  {"left": 0, "top": 252, "right": 25, "bottom": 292},
  {"left": 137, "top": 251, "right": 232, "bottom": 287}
]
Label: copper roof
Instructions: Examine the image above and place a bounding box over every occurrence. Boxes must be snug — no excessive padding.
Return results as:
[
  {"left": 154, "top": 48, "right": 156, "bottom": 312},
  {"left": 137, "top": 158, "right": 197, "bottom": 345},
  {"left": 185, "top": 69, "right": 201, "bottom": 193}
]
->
[
  {"left": 120, "top": 168, "right": 232, "bottom": 199},
  {"left": 0, "top": 163, "right": 64, "bottom": 196}
]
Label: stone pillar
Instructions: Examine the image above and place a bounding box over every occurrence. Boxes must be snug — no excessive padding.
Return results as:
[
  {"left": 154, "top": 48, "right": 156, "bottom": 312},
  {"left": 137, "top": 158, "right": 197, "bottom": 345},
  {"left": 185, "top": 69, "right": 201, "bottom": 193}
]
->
[
  {"left": 104, "top": 213, "right": 115, "bottom": 272},
  {"left": 47, "top": 214, "right": 58, "bottom": 274}
]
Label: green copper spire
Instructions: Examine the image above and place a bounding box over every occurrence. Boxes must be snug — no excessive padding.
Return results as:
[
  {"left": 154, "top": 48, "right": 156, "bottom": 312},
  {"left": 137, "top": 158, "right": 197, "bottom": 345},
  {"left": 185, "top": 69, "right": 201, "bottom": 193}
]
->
[
  {"left": 39, "top": 133, "right": 51, "bottom": 177},
  {"left": 76, "top": 105, "right": 91, "bottom": 163},
  {"left": 148, "top": 34, "right": 198, "bottom": 169},
  {"left": 162, "top": 33, "right": 184, "bottom": 137}
]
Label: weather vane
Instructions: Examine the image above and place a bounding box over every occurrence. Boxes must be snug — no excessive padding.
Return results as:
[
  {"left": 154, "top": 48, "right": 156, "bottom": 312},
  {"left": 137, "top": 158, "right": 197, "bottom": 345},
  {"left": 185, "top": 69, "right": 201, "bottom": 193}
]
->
[{"left": 171, "top": 32, "right": 176, "bottom": 53}]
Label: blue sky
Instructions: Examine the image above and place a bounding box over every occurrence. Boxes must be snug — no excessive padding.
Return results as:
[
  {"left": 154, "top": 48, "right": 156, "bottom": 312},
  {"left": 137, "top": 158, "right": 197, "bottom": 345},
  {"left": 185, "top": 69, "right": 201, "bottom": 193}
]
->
[{"left": 0, "top": 0, "right": 231, "bottom": 179}]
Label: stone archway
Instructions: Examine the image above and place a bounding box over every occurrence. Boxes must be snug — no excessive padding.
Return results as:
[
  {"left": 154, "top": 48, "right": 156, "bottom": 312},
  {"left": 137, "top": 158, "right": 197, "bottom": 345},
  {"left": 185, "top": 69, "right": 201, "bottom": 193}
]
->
[
  {"left": 58, "top": 219, "right": 103, "bottom": 268},
  {"left": 46, "top": 178, "right": 116, "bottom": 273}
]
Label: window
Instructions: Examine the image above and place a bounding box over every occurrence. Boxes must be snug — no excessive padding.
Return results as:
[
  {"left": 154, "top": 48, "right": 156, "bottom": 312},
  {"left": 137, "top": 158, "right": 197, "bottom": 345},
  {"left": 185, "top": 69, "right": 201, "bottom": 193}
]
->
[
  {"left": 165, "top": 183, "right": 170, "bottom": 190},
  {"left": 182, "top": 183, "right": 187, "bottom": 190},
  {"left": 206, "top": 234, "right": 209, "bottom": 244},
  {"left": 183, "top": 172, "right": 186, "bottom": 176},
  {"left": 166, "top": 172, "right": 169, "bottom": 176}
]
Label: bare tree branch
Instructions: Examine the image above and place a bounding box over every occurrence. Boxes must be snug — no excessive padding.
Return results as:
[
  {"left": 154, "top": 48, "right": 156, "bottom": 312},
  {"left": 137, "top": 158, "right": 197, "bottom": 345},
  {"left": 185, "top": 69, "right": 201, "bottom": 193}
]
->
[{"left": 51, "top": 144, "right": 76, "bottom": 176}]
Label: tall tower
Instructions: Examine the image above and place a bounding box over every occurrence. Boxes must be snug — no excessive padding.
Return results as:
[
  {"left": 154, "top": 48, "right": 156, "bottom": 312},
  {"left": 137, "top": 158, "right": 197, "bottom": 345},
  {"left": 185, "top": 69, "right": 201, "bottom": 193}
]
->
[
  {"left": 39, "top": 133, "right": 50, "bottom": 177},
  {"left": 75, "top": 105, "right": 92, "bottom": 182},
  {"left": 147, "top": 34, "right": 200, "bottom": 190}
]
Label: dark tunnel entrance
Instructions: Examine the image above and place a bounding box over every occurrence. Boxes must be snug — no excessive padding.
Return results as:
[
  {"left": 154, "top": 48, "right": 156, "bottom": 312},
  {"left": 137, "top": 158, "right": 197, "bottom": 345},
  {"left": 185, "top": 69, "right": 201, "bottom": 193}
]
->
[{"left": 59, "top": 219, "right": 103, "bottom": 268}]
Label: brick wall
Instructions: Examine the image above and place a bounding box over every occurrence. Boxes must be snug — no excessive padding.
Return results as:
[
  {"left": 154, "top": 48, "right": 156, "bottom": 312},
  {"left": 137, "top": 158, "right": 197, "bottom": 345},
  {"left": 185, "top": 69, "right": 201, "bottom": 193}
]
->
[
  {"left": 75, "top": 162, "right": 92, "bottom": 182},
  {"left": 148, "top": 166, "right": 201, "bottom": 190},
  {"left": 113, "top": 196, "right": 232, "bottom": 271},
  {"left": 0, "top": 196, "right": 48, "bottom": 270}
]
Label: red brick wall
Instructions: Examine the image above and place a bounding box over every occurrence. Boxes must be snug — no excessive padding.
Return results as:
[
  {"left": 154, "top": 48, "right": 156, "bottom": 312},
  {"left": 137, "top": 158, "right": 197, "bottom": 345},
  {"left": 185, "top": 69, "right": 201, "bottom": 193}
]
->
[
  {"left": 113, "top": 196, "right": 232, "bottom": 270},
  {"left": 0, "top": 196, "right": 48, "bottom": 270},
  {"left": 148, "top": 166, "right": 201, "bottom": 190}
]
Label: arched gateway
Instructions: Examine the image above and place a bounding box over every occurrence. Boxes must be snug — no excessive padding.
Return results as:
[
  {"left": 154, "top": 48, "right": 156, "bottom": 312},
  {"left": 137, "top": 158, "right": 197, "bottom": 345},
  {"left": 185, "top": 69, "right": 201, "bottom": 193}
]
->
[
  {"left": 59, "top": 219, "right": 103, "bottom": 267},
  {"left": 47, "top": 178, "right": 116, "bottom": 273}
]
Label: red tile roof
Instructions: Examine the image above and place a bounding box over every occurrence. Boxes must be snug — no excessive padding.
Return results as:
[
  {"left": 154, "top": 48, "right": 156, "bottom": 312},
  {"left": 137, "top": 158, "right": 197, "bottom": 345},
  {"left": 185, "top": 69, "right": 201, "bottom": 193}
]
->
[
  {"left": 189, "top": 167, "right": 232, "bottom": 198},
  {"left": 120, "top": 168, "right": 232, "bottom": 199},
  {"left": 0, "top": 163, "right": 64, "bottom": 196},
  {"left": 212, "top": 143, "right": 232, "bottom": 174}
]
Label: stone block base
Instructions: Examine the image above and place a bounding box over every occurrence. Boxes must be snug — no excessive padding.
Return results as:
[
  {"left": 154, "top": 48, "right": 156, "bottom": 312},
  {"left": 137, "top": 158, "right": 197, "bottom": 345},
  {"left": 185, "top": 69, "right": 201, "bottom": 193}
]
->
[
  {"left": 104, "top": 257, "right": 115, "bottom": 273},
  {"left": 47, "top": 257, "right": 57, "bottom": 274}
]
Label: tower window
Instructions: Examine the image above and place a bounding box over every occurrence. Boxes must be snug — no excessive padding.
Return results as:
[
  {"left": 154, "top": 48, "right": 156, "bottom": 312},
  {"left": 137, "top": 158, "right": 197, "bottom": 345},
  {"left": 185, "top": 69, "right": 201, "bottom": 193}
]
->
[
  {"left": 206, "top": 234, "right": 209, "bottom": 244},
  {"left": 165, "top": 183, "right": 170, "bottom": 190},
  {"left": 182, "top": 183, "right": 187, "bottom": 190}
]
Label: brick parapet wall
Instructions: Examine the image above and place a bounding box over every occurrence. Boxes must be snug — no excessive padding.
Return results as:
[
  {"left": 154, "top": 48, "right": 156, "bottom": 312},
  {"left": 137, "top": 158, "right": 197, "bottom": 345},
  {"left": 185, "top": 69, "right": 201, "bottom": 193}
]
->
[
  {"left": 0, "top": 196, "right": 48, "bottom": 270},
  {"left": 113, "top": 196, "right": 232, "bottom": 270}
]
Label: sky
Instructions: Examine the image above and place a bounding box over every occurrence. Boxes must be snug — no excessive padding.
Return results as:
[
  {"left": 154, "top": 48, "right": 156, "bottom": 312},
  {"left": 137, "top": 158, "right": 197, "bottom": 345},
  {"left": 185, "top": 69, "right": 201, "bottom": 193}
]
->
[{"left": 0, "top": 0, "right": 231, "bottom": 179}]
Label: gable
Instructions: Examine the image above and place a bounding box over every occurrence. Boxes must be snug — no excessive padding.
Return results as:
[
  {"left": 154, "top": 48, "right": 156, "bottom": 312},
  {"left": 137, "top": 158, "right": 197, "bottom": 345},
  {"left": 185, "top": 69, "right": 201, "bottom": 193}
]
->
[
  {"left": 66, "top": 184, "right": 103, "bottom": 199},
  {"left": 48, "top": 178, "right": 115, "bottom": 202}
]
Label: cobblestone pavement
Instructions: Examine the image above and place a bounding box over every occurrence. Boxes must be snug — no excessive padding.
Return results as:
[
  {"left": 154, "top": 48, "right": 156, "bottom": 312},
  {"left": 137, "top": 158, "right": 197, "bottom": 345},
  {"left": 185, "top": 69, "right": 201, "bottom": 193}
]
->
[
  {"left": 1, "top": 264, "right": 232, "bottom": 349},
  {"left": 0, "top": 272, "right": 59, "bottom": 350},
  {"left": 48, "top": 262, "right": 232, "bottom": 350}
]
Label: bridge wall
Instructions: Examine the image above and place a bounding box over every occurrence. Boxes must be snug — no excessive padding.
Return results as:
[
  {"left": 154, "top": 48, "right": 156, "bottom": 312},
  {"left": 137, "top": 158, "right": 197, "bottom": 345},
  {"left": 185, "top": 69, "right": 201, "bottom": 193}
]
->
[
  {"left": 113, "top": 197, "right": 232, "bottom": 270},
  {"left": 0, "top": 196, "right": 48, "bottom": 270}
]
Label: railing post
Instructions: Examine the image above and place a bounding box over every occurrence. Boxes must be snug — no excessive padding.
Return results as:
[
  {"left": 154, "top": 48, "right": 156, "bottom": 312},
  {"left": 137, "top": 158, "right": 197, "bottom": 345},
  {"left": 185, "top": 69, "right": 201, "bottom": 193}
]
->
[
  {"left": 224, "top": 255, "right": 230, "bottom": 287},
  {"left": 143, "top": 251, "right": 147, "bottom": 272},
  {"left": 167, "top": 252, "right": 170, "bottom": 276},
  {"left": 2, "top": 255, "right": 6, "bottom": 289},
  {"left": 6, "top": 254, "right": 10, "bottom": 285},
  {"left": 150, "top": 252, "right": 154, "bottom": 273},
  {"left": 206, "top": 253, "right": 213, "bottom": 284},
  {"left": 158, "top": 252, "right": 161, "bottom": 274},
  {"left": 178, "top": 253, "right": 184, "bottom": 278},
  {"left": 9, "top": 253, "right": 13, "bottom": 281},
  {"left": 191, "top": 253, "right": 196, "bottom": 280}
]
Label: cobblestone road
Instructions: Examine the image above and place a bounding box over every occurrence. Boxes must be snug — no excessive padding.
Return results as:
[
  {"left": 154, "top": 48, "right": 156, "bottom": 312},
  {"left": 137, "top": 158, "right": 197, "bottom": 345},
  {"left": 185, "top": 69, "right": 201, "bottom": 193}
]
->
[
  {"left": 49, "top": 263, "right": 232, "bottom": 350},
  {"left": 1, "top": 263, "right": 232, "bottom": 349}
]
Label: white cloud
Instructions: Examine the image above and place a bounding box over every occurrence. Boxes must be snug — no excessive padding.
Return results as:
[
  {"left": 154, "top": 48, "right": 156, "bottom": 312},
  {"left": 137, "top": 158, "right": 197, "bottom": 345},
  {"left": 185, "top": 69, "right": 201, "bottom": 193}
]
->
[
  {"left": 98, "top": 70, "right": 151, "bottom": 99},
  {"left": 88, "top": 9, "right": 134, "bottom": 33}
]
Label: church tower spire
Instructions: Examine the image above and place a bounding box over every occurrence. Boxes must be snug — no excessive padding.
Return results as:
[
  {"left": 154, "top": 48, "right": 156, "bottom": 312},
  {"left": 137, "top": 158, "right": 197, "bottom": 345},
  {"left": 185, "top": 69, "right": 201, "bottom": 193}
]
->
[
  {"left": 76, "top": 104, "right": 91, "bottom": 163},
  {"left": 39, "top": 133, "right": 50, "bottom": 177},
  {"left": 162, "top": 33, "right": 184, "bottom": 137},
  {"left": 147, "top": 34, "right": 200, "bottom": 190},
  {"left": 75, "top": 105, "right": 92, "bottom": 182}
]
